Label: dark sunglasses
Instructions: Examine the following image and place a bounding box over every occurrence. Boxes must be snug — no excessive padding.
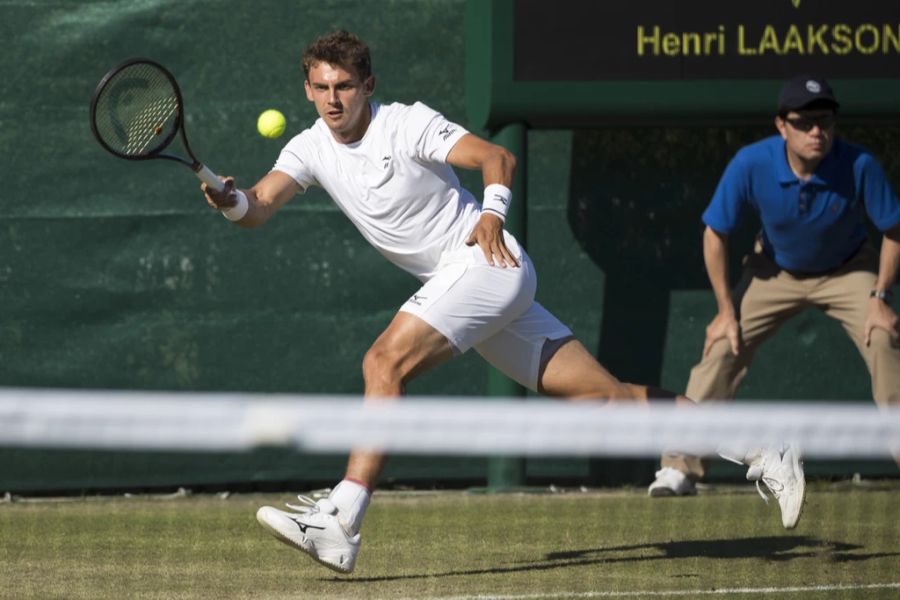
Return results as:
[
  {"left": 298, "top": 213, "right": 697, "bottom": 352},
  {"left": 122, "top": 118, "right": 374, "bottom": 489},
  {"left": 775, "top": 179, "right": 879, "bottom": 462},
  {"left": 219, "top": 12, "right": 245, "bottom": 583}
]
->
[{"left": 784, "top": 114, "right": 835, "bottom": 132}]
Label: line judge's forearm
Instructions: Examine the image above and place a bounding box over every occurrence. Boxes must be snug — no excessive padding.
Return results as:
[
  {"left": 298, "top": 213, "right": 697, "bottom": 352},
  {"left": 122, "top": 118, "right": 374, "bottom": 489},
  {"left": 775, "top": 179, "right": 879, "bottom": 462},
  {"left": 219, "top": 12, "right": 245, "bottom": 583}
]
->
[
  {"left": 875, "top": 223, "right": 900, "bottom": 290},
  {"left": 703, "top": 226, "right": 734, "bottom": 315}
]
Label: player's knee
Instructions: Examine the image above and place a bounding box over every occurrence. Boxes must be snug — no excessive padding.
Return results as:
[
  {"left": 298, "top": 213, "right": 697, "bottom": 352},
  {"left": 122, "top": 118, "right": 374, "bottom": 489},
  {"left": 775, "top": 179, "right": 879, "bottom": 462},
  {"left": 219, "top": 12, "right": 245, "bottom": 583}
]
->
[{"left": 362, "top": 342, "right": 404, "bottom": 387}]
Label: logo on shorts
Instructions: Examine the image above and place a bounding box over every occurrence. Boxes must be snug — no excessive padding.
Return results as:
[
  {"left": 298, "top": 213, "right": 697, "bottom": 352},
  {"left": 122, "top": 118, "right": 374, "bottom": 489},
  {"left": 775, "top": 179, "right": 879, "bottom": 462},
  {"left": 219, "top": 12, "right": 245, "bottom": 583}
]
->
[
  {"left": 408, "top": 294, "right": 427, "bottom": 306},
  {"left": 438, "top": 125, "right": 456, "bottom": 141}
]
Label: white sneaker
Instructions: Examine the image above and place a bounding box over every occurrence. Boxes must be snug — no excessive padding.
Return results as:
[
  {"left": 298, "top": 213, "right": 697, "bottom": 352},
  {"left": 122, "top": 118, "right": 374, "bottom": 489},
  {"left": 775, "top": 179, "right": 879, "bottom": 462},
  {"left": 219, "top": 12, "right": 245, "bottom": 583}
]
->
[
  {"left": 746, "top": 444, "right": 805, "bottom": 529},
  {"left": 648, "top": 467, "right": 698, "bottom": 497},
  {"left": 256, "top": 495, "right": 360, "bottom": 574}
]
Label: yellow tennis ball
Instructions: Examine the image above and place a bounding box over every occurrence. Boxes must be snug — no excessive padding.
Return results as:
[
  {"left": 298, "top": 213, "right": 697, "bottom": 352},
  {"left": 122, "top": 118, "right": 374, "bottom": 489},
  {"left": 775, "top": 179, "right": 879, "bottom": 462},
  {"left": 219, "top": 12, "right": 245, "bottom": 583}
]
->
[{"left": 257, "top": 109, "right": 286, "bottom": 138}]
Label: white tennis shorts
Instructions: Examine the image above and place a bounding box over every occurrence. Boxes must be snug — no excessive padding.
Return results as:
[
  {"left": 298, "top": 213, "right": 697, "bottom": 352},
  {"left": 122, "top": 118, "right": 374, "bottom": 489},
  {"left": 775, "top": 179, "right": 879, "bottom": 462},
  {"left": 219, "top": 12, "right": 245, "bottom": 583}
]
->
[{"left": 400, "top": 232, "right": 572, "bottom": 391}]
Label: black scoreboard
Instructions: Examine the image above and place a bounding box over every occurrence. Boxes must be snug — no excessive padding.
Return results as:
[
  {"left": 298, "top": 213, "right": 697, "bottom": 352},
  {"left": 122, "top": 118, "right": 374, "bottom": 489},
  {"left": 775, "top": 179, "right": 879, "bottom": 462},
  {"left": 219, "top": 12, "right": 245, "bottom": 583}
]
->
[{"left": 466, "top": 0, "right": 900, "bottom": 128}]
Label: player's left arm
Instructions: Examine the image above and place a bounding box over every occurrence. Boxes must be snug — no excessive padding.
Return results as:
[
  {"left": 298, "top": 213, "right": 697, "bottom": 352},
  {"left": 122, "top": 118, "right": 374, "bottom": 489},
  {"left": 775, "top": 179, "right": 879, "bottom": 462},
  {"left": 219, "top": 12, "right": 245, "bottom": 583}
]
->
[
  {"left": 865, "top": 222, "right": 900, "bottom": 345},
  {"left": 446, "top": 133, "right": 520, "bottom": 268}
]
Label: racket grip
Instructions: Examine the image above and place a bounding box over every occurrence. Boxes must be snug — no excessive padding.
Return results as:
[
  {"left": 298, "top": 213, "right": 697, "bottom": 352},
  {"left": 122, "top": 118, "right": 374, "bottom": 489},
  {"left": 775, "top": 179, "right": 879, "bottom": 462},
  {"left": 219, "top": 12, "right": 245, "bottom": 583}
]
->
[{"left": 194, "top": 164, "right": 225, "bottom": 192}]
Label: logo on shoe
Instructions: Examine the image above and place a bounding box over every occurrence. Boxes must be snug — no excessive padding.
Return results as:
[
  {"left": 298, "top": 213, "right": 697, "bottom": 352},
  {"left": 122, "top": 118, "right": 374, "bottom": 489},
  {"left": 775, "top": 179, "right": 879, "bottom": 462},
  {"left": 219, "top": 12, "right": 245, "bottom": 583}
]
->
[{"left": 294, "top": 521, "right": 326, "bottom": 534}]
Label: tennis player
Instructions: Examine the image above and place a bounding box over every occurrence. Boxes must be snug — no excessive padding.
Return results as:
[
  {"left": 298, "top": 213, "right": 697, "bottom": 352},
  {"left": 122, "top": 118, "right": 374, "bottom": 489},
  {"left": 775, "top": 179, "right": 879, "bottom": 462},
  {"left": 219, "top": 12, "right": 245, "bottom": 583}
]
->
[{"left": 203, "top": 31, "right": 801, "bottom": 573}]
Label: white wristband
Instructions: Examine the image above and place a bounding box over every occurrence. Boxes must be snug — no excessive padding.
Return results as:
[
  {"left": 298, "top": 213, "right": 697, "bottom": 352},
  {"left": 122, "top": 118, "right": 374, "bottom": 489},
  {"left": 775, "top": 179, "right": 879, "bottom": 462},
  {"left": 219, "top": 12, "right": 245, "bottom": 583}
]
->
[
  {"left": 221, "top": 190, "right": 249, "bottom": 222},
  {"left": 482, "top": 183, "right": 512, "bottom": 222}
]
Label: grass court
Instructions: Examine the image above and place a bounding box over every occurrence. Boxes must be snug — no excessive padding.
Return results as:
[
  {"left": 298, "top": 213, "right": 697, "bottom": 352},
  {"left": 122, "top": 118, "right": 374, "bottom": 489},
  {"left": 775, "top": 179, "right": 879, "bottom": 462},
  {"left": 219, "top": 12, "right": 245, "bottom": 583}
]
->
[{"left": 1, "top": 481, "right": 898, "bottom": 599}]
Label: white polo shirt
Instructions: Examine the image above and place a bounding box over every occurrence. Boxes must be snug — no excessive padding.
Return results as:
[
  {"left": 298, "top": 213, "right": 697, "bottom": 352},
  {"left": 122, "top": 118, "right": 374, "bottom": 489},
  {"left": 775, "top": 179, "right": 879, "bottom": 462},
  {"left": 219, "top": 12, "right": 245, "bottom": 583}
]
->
[{"left": 272, "top": 101, "right": 479, "bottom": 281}]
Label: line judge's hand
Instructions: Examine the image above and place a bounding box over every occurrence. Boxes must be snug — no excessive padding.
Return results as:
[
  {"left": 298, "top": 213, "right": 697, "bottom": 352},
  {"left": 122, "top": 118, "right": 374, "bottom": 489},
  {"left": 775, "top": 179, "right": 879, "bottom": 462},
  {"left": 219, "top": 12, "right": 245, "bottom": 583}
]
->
[
  {"left": 703, "top": 311, "right": 741, "bottom": 357},
  {"left": 201, "top": 176, "right": 237, "bottom": 210},
  {"left": 864, "top": 298, "right": 900, "bottom": 346},
  {"left": 465, "top": 212, "right": 520, "bottom": 268}
]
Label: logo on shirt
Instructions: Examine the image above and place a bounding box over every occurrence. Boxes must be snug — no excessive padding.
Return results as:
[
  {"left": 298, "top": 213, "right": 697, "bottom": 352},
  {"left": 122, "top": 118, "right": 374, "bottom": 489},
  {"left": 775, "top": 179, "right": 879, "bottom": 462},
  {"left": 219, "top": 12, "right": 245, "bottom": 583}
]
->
[
  {"left": 408, "top": 294, "right": 427, "bottom": 306},
  {"left": 438, "top": 125, "right": 456, "bottom": 141},
  {"left": 382, "top": 155, "right": 391, "bottom": 169}
]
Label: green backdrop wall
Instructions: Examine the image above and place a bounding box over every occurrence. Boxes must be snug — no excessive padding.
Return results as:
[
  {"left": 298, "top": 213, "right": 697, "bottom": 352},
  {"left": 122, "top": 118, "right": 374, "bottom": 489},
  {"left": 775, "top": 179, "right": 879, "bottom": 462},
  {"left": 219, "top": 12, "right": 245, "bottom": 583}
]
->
[{"left": 0, "top": 0, "right": 896, "bottom": 492}]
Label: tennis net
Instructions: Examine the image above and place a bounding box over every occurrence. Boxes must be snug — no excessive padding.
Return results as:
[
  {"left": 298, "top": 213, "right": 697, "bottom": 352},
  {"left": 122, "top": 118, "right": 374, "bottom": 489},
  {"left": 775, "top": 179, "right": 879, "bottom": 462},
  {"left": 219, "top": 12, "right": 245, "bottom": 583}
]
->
[{"left": 0, "top": 387, "right": 896, "bottom": 459}]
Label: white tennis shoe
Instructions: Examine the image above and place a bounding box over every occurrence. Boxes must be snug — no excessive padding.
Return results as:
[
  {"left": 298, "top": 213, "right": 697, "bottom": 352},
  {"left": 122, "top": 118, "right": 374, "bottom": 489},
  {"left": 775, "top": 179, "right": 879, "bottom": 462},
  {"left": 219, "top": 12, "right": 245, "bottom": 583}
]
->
[
  {"left": 746, "top": 444, "right": 806, "bottom": 529},
  {"left": 256, "top": 495, "right": 360, "bottom": 574},
  {"left": 647, "top": 467, "right": 698, "bottom": 497}
]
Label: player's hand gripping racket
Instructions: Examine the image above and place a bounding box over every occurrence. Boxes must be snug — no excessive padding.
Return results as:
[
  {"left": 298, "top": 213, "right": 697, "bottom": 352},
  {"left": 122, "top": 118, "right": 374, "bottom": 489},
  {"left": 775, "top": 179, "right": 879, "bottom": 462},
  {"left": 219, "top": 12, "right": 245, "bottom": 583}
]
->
[{"left": 90, "top": 58, "right": 224, "bottom": 192}]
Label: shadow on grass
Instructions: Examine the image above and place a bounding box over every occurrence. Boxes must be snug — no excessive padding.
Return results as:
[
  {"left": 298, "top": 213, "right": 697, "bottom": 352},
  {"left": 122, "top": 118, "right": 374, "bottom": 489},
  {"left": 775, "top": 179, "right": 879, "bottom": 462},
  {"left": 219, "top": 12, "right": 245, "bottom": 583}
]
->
[
  {"left": 330, "top": 536, "right": 900, "bottom": 583},
  {"left": 545, "top": 536, "right": 882, "bottom": 562}
]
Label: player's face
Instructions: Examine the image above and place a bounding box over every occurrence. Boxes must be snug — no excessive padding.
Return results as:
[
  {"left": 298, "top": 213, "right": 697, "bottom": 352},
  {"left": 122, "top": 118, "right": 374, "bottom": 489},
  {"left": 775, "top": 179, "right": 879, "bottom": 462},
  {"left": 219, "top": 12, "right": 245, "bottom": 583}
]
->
[
  {"left": 776, "top": 109, "right": 835, "bottom": 166},
  {"left": 305, "top": 62, "right": 375, "bottom": 144}
]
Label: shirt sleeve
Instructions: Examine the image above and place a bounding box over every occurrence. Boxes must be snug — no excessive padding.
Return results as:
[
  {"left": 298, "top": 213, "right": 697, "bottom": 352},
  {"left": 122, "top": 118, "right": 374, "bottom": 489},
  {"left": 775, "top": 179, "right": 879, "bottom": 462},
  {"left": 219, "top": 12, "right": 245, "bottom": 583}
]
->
[
  {"left": 702, "top": 151, "right": 751, "bottom": 234},
  {"left": 271, "top": 131, "right": 317, "bottom": 192},
  {"left": 857, "top": 153, "right": 900, "bottom": 232},
  {"left": 403, "top": 102, "right": 469, "bottom": 163}
]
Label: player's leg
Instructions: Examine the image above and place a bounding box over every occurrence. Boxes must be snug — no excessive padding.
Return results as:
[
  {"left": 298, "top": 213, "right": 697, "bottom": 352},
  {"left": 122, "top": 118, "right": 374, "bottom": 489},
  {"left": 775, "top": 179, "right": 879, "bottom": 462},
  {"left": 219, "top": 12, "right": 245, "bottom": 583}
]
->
[
  {"left": 348, "top": 236, "right": 535, "bottom": 474},
  {"left": 345, "top": 310, "right": 457, "bottom": 488},
  {"left": 332, "top": 246, "right": 536, "bottom": 551},
  {"left": 361, "top": 310, "right": 457, "bottom": 397},
  {"left": 534, "top": 249, "right": 802, "bottom": 401},
  {"left": 257, "top": 239, "right": 537, "bottom": 573},
  {"left": 255, "top": 311, "right": 455, "bottom": 574},
  {"left": 536, "top": 336, "right": 680, "bottom": 400},
  {"left": 472, "top": 297, "right": 678, "bottom": 401},
  {"left": 335, "top": 310, "right": 456, "bottom": 535},
  {"left": 528, "top": 312, "right": 805, "bottom": 526}
]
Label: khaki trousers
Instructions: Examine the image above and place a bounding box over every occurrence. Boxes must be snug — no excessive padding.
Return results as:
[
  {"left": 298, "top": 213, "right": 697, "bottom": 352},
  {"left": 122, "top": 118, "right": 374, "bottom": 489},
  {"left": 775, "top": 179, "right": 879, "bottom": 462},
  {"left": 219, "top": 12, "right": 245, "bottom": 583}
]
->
[{"left": 662, "top": 242, "right": 900, "bottom": 480}]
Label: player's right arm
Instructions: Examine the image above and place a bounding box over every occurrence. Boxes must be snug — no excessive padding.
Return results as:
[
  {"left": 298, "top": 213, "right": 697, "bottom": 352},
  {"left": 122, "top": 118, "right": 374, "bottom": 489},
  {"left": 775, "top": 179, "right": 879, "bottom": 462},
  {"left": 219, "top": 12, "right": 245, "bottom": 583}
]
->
[
  {"left": 701, "top": 226, "right": 741, "bottom": 357},
  {"left": 447, "top": 133, "right": 520, "bottom": 268},
  {"left": 202, "top": 170, "right": 300, "bottom": 228}
]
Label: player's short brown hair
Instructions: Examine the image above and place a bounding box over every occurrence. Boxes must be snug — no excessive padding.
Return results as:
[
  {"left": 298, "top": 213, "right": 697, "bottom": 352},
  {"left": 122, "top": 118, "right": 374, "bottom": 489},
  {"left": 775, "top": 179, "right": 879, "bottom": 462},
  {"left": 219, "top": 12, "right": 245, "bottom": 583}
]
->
[{"left": 302, "top": 30, "right": 372, "bottom": 81}]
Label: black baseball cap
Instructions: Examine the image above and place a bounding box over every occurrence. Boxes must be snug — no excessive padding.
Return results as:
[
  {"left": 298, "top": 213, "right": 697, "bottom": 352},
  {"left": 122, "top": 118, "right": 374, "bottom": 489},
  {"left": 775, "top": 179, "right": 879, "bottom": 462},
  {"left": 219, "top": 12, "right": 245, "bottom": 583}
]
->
[{"left": 777, "top": 75, "right": 839, "bottom": 114}]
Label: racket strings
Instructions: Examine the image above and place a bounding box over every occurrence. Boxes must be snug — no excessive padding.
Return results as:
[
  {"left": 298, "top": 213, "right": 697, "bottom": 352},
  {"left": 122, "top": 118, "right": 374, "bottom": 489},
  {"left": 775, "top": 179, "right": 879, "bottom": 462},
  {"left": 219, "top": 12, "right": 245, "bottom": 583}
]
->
[
  {"left": 125, "top": 96, "right": 178, "bottom": 155},
  {"left": 94, "top": 63, "right": 180, "bottom": 157}
]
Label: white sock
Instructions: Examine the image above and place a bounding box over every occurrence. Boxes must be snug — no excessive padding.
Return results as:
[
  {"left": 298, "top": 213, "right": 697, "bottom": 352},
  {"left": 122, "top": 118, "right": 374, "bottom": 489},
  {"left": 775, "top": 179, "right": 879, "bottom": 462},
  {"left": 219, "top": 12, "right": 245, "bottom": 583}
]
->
[{"left": 328, "top": 479, "right": 371, "bottom": 536}]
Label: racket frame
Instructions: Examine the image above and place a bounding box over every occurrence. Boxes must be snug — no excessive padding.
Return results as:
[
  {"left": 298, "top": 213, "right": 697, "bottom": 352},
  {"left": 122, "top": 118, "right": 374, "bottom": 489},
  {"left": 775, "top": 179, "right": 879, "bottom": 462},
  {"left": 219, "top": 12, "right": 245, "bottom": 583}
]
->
[{"left": 90, "top": 57, "right": 224, "bottom": 191}]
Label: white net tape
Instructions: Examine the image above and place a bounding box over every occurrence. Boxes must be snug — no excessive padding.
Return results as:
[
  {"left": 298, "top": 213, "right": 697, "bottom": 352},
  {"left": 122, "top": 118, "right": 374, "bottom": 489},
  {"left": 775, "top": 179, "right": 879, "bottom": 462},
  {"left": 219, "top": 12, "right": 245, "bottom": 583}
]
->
[{"left": 0, "top": 388, "right": 896, "bottom": 458}]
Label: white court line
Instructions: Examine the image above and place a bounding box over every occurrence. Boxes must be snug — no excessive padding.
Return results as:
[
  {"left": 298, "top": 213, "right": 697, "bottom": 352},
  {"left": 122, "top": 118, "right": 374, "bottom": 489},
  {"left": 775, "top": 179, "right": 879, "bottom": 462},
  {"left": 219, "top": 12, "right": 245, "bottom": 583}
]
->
[{"left": 391, "top": 582, "right": 900, "bottom": 600}]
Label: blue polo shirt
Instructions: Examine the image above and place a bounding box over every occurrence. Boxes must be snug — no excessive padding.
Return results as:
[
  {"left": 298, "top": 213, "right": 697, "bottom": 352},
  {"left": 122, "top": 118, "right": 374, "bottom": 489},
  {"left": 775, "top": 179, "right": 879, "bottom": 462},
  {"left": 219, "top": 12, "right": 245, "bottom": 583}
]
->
[{"left": 703, "top": 135, "right": 900, "bottom": 273}]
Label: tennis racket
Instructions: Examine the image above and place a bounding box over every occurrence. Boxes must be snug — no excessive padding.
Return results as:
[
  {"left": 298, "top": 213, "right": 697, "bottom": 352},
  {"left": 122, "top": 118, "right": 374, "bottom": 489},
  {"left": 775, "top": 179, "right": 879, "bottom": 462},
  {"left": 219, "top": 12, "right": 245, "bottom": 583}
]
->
[{"left": 90, "top": 58, "right": 224, "bottom": 192}]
